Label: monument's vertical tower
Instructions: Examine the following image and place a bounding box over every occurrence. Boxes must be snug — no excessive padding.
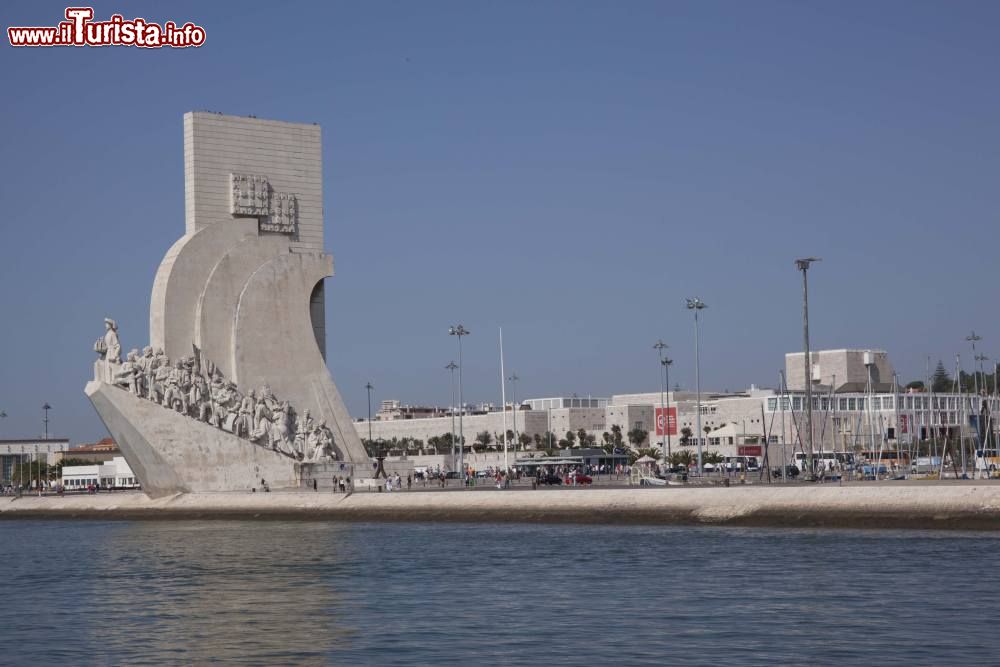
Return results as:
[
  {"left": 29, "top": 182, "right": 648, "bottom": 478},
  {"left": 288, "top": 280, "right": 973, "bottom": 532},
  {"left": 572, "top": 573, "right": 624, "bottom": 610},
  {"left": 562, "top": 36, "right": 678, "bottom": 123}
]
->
[{"left": 147, "top": 112, "right": 367, "bottom": 464}]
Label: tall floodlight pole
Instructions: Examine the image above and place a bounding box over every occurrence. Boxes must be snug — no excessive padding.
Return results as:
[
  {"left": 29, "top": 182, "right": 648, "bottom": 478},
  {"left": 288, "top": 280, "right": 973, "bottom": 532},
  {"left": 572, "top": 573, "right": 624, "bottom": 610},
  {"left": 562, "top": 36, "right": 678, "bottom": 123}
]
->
[
  {"left": 685, "top": 299, "right": 707, "bottom": 474},
  {"left": 663, "top": 357, "right": 673, "bottom": 460},
  {"left": 499, "top": 328, "right": 508, "bottom": 469},
  {"left": 795, "top": 257, "right": 820, "bottom": 479},
  {"left": 449, "top": 325, "right": 470, "bottom": 482},
  {"left": 508, "top": 373, "right": 519, "bottom": 461},
  {"left": 976, "top": 354, "right": 989, "bottom": 394},
  {"left": 446, "top": 362, "right": 458, "bottom": 471},
  {"left": 43, "top": 403, "right": 51, "bottom": 440},
  {"left": 0, "top": 411, "right": 7, "bottom": 487},
  {"left": 654, "top": 340, "right": 669, "bottom": 465},
  {"left": 365, "top": 383, "right": 374, "bottom": 447}
]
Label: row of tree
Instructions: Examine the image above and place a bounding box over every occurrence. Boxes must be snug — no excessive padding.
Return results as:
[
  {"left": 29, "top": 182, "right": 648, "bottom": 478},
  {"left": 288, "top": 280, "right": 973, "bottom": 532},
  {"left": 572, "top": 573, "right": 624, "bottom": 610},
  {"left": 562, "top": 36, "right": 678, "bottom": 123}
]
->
[
  {"left": 361, "top": 423, "right": 664, "bottom": 457},
  {"left": 7, "top": 458, "right": 95, "bottom": 485},
  {"left": 907, "top": 361, "right": 1000, "bottom": 394}
]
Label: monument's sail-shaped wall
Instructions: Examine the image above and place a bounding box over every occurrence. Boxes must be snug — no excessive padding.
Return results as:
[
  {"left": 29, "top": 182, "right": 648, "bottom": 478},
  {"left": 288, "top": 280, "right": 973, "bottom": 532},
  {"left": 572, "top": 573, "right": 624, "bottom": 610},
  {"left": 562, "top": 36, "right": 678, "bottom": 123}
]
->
[{"left": 87, "top": 113, "right": 369, "bottom": 495}]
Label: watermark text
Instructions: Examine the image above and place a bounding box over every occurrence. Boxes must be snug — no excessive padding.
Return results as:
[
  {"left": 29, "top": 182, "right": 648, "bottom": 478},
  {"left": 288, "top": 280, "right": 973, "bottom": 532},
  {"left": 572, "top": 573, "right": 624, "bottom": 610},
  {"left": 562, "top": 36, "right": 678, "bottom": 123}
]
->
[{"left": 8, "top": 7, "right": 206, "bottom": 48}]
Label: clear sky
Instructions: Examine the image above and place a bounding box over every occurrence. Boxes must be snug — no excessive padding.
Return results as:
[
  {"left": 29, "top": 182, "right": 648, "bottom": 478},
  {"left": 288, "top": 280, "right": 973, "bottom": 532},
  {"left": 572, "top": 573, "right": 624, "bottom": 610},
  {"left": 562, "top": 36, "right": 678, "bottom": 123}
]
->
[{"left": 2, "top": 1, "right": 999, "bottom": 443}]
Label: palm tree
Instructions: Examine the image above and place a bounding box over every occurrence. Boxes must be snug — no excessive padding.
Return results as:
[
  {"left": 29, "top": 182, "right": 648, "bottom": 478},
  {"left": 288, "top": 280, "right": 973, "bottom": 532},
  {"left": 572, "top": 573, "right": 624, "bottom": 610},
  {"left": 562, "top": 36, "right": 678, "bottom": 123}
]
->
[
  {"left": 627, "top": 427, "right": 648, "bottom": 450},
  {"left": 518, "top": 432, "right": 532, "bottom": 450},
  {"left": 610, "top": 424, "right": 624, "bottom": 449},
  {"left": 474, "top": 431, "right": 492, "bottom": 452},
  {"left": 680, "top": 427, "right": 692, "bottom": 446}
]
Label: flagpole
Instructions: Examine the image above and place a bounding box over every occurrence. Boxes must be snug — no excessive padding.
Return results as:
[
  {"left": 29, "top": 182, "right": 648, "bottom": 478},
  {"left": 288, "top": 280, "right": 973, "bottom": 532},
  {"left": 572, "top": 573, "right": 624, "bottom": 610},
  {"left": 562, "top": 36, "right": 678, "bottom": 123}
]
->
[{"left": 500, "top": 327, "right": 509, "bottom": 472}]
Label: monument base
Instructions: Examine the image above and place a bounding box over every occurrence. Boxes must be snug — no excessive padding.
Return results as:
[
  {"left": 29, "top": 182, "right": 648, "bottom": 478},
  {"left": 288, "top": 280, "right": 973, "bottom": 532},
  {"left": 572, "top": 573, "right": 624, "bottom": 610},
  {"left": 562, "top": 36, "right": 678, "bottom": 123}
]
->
[{"left": 86, "top": 381, "right": 299, "bottom": 498}]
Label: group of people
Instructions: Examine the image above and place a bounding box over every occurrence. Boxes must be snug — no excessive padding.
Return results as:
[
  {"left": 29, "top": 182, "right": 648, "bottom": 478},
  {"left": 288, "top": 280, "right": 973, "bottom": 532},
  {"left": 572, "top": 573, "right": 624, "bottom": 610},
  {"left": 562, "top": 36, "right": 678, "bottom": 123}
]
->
[
  {"left": 96, "top": 319, "right": 337, "bottom": 463},
  {"left": 383, "top": 473, "right": 411, "bottom": 492},
  {"left": 324, "top": 476, "right": 352, "bottom": 494}
]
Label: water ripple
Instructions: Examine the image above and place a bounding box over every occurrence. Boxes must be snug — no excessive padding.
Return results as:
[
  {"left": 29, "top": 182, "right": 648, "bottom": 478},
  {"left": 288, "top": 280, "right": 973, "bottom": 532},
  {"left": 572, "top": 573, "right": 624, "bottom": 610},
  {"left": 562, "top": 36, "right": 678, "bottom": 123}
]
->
[{"left": 0, "top": 522, "right": 997, "bottom": 665}]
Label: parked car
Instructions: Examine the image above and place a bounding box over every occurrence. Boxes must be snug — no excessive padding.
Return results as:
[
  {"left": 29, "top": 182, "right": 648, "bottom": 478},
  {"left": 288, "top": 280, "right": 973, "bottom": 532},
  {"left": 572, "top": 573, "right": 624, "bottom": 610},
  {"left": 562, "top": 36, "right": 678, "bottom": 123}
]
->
[
  {"left": 861, "top": 464, "right": 888, "bottom": 480},
  {"left": 538, "top": 474, "right": 563, "bottom": 485},
  {"left": 444, "top": 471, "right": 461, "bottom": 479},
  {"left": 771, "top": 465, "right": 800, "bottom": 479},
  {"left": 566, "top": 473, "right": 593, "bottom": 485}
]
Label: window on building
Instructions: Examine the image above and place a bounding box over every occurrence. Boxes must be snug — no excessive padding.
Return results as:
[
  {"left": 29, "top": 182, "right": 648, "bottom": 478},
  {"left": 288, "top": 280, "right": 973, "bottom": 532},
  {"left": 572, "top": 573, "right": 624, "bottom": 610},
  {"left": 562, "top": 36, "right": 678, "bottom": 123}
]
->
[
  {"left": 884, "top": 396, "right": 893, "bottom": 410},
  {"left": 848, "top": 398, "right": 856, "bottom": 410},
  {"left": 767, "top": 398, "right": 777, "bottom": 411},
  {"left": 873, "top": 397, "right": 881, "bottom": 410},
  {"left": 839, "top": 398, "right": 848, "bottom": 411},
  {"left": 792, "top": 397, "right": 802, "bottom": 410}
]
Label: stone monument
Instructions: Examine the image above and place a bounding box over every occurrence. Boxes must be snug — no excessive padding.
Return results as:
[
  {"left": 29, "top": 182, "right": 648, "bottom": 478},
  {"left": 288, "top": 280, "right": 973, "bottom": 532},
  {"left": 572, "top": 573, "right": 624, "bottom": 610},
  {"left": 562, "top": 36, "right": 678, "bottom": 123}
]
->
[{"left": 85, "top": 113, "right": 370, "bottom": 497}]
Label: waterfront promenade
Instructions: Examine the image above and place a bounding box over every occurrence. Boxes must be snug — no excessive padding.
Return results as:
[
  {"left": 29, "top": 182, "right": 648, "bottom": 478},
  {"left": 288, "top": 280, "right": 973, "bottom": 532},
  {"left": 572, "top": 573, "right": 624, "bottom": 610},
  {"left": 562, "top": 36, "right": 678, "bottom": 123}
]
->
[{"left": 4, "top": 483, "right": 1000, "bottom": 530}]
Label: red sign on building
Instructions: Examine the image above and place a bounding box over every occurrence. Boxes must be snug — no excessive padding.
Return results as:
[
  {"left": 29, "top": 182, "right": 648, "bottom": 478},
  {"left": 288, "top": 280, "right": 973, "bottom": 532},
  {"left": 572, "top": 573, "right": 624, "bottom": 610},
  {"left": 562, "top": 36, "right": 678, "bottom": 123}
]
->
[
  {"left": 738, "top": 445, "right": 763, "bottom": 457},
  {"left": 655, "top": 407, "right": 677, "bottom": 436}
]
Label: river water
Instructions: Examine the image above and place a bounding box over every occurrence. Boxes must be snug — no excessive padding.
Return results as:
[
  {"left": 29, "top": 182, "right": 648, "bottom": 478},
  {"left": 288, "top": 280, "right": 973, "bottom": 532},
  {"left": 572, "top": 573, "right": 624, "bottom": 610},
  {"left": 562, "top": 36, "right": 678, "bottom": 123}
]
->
[{"left": 0, "top": 521, "right": 996, "bottom": 665}]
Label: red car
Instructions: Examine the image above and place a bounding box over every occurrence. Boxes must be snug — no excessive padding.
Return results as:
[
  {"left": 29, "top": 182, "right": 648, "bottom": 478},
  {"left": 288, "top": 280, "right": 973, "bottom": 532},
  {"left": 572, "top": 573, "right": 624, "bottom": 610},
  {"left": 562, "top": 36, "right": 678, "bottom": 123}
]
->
[{"left": 564, "top": 473, "right": 593, "bottom": 485}]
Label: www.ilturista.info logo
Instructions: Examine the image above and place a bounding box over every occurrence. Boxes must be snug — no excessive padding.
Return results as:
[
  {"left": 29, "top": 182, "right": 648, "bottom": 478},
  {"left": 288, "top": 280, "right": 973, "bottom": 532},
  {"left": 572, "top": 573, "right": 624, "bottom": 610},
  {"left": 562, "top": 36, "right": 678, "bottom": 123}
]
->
[{"left": 8, "top": 7, "right": 206, "bottom": 48}]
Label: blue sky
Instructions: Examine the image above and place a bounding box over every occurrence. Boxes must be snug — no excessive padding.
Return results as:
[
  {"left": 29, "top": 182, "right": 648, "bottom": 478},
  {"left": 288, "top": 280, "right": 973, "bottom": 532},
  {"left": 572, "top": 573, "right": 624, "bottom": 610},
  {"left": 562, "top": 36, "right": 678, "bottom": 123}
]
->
[{"left": 2, "top": 1, "right": 999, "bottom": 442}]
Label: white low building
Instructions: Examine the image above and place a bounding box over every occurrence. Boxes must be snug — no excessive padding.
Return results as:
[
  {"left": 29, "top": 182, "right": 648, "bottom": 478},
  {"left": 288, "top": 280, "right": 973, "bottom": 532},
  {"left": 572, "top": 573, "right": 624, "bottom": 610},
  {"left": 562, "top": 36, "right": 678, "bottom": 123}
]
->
[{"left": 62, "top": 456, "right": 139, "bottom": 490}]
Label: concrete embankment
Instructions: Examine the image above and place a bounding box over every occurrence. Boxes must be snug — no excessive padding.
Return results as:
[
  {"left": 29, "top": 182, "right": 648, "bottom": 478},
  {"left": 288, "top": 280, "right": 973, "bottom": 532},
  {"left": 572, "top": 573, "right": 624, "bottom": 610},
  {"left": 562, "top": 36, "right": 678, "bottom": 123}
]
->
[{"left": 5, "top": 485, "right": 1000, "bottom": 529}]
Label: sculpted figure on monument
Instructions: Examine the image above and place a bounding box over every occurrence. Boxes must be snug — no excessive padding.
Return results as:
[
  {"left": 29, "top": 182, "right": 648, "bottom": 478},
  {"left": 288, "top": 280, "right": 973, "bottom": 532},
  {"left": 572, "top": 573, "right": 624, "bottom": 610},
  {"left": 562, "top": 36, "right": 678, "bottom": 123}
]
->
[
  {"left": 309, "top": 420, "right": 336, "bottom": 462},
  {"left": 253, "top": 384, "right": 277, "bottom": 433},
  {"left": 136, "top": 346, "right": 155, "bottom": 398},
  {"left": 191, "top": 372, "right": 211, "bottom": 422},
  {"left": 223, "top": 381, "right": 242, "bottom": 432},
  {"left": 270, "top": 401, "right": 294, "bottom": 453},
  {"left": 93, "top": 318, "right": 123, "bottom": 383},
  {"left": 162, "top": 360, "right": 188, "bottom": 413},
  {"left": 293, "top": 409, "right": 311, "bottom": 459},
  {"left": 235, "top": 389, "right": 255, "bottom": 438},
  {"left": 178, "top": 358, "right": 194, "bottom": 413},
  {"left": 151, "top": 354, "right": 171, "bottom": 405},
  {"left": 114, "top": 349, "right": 140, "bottom": 394},
  {"left": 207, "top": 372, "right": 226, "bottom": 428}
]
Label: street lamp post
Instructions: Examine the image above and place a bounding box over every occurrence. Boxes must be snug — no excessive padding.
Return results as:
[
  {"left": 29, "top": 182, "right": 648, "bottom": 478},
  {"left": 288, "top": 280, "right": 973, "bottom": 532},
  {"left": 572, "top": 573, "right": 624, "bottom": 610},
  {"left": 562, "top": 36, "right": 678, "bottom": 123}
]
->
[
  {"left": 685, "top": 299, "right": 707, "bottom": 474},
  {"left": 795, "top": 257, "right": 820, "bottom": 479},
  {"left": 508, "top": 373, "right": 519, "bottom": 453},
  {"left": 449, "top": 325, "right": 470, "bottom": 483},
  {"left": 41, "top": 403, "right": 52, "bottom": 495},
  {"left": 966, "top": 332, "right": 982, "bottom": 396},
  {"left": 446, "top": 362, "right": 458, "bottom": 471},
  {"left": 654, "top": 340, "right": 669, "bottom": 466}
]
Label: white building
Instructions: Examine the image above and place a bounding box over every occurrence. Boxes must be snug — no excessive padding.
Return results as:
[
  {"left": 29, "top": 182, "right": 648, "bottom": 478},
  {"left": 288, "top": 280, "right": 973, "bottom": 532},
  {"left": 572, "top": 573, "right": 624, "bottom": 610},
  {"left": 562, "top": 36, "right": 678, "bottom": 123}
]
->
[
  {"left": 353, "top": 350, "right": 991, "bottom": 468},
  {"left": 61, "top": 456, "right": 139, "bottom": 490}
]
